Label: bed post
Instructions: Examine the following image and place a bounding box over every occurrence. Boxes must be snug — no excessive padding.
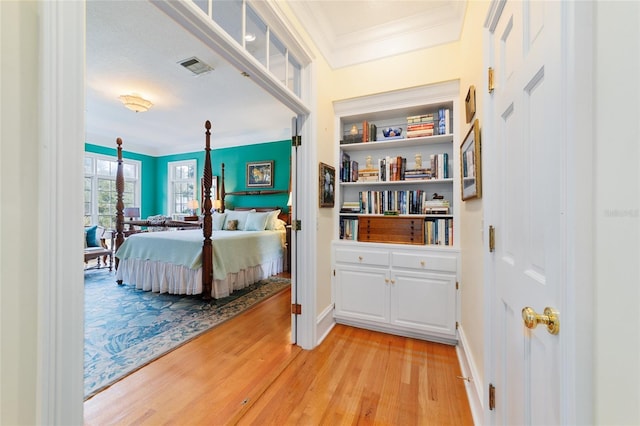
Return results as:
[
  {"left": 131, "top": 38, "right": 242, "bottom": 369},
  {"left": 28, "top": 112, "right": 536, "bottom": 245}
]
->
[
  {"left": 202, "top": 121, "right": 213, "bottom": 300},
  {"left": 220, "top": 163, "right": 226, "bottom": 212},
  {"left": 114, "top": 137, "right": 125, "bottom": 277}
]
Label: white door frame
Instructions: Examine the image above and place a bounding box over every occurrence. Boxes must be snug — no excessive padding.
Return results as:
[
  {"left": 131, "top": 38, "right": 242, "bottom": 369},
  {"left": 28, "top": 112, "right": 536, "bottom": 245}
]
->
[
  {"left": 482, "top": 1, "right": 594, "bottom": 424},
  {"left": 39, "top": 0, "right": 317, "bottom": 422}
]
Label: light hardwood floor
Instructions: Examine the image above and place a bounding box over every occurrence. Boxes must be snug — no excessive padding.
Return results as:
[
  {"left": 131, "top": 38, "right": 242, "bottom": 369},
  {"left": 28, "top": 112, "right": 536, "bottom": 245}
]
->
[{"left": 84, "top": 285, "right": 473, "bottom": 425}]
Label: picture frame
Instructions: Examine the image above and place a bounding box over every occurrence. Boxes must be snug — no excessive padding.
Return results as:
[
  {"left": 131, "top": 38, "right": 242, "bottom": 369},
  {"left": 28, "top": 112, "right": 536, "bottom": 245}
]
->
[
  {"left": 465, "top": 85, "right": 476, "bottom": 123},
  {"left": 460, "top": 119, "right": 481, "bottom": 200},
  {"left": 319, "top": 162, "right": 335, "bottom": 208},
  {"left": 246, "top": 160, "right": 274, "bottom": 188}
]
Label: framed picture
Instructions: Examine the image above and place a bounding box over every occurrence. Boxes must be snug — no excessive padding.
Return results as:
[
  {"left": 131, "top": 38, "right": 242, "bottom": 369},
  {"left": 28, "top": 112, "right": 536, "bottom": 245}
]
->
[
  {"left": 246, "top": 161, "right": 274, "bottom": 188},
  {"left": 319, "top": 162, "right": 335, "bottom": 208},
  {"left": 460, "top": 119, "right": 481, "bottom": 200},
  {"left": 465, "top": 85, "right": 476, "bottom": 123}
]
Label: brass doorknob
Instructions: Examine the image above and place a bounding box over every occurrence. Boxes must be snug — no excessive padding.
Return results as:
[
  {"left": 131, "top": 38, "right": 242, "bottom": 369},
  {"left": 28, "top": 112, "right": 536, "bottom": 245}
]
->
[{"left": 522, "top": 306, "right": 560, "bottom": 335}]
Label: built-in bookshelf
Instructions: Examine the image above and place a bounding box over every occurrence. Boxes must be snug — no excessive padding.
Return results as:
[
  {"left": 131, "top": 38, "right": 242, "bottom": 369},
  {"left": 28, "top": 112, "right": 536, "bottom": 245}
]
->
[
  {"left": 335, "top": 88, "right": 459, "bottom": 248},
  {"left": 331, "top": 81, "right": 461, "bottom": 344}
]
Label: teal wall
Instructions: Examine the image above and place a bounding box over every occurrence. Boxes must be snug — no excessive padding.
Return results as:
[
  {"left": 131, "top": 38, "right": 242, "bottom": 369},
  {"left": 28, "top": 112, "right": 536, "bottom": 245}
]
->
[{"left": 86, "top": 140, "right": 291, "bottom": 217}]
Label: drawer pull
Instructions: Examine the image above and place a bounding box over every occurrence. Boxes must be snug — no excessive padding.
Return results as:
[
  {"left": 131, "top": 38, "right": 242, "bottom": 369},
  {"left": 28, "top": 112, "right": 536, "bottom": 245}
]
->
[
  {"left": 420, "top": 260, "right": 425, "bottom": 267},
  {"left": 358, "top": 256, "right": 363, "bottom": 262}
]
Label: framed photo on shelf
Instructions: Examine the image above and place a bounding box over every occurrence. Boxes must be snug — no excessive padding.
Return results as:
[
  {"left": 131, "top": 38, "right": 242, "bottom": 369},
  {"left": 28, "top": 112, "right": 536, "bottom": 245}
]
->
[
  {"left": 460, "top": 119, "right": 481, "bottom": 200},
  {"left": 246, "top": 160, "right": 274, "bottom": 188},
  {"left": 319, "top": 162, "right": 335, "bottom": 208}
]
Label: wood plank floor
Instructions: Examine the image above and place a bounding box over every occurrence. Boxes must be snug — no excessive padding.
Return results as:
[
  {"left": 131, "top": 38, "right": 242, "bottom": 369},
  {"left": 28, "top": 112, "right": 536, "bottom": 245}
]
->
[{"left": 84, "top": 286, "right": 473, "bottom": 425}]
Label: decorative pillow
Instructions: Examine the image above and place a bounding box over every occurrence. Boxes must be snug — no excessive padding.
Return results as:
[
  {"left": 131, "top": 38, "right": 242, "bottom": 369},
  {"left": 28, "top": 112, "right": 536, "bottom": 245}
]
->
[
  {"left": 272, "top": 218, "right": 287, "bottom": 231},
  {"left": 223, "top": 209, "right": 255, "bottom": 231},
  {"left": 212, "top": 212, "right": 227, "bottom": 231},
  {"left": 85, "top": 225, "right": 101, "bottom": 247},
  {"left": 264, "top": 209, "right": 282, "bottom": 230},
  {"left": 226, "top": 219, "right": 238, "bottom": 231},
  {"left": 244, "top": 211, "right": 270, "bottom": 231}
]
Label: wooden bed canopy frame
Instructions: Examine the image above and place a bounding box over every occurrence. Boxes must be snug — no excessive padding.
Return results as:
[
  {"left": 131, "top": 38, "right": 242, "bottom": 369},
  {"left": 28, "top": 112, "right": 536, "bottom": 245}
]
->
[{"left": 114, "top": 120, "right": 288, "bottom": 300}]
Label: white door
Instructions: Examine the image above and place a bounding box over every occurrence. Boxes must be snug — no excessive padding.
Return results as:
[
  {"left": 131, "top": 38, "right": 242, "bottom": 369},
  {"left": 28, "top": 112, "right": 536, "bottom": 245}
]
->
[{"left": 487, "top": 1, "right": 565, "bottom": 424}]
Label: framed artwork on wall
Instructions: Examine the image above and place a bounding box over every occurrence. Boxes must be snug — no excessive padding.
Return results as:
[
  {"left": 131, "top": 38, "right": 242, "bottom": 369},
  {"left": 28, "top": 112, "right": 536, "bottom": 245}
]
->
[
  {"left": 319, "top": 162, "right": 335, "bottom": 208},
  {"left": 246, "top": 161, "right": 274, "bottom": 188},
  {"left": 460, "top": 119, "right": 481, "bottom": 200}
]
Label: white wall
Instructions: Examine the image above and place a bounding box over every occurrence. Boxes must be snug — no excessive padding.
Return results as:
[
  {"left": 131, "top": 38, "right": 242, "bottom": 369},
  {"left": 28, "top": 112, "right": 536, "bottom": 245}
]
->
[
  {"left": 594, "top": 2, "right": 640, "bottom": 423},
  {"left": 1, "top": 1, "right": 41, "bottom": 424}
]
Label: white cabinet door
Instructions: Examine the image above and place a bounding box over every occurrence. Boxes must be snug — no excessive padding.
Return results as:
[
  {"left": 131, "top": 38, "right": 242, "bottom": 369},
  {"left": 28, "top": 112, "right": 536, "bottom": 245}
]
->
[
  {"left": 334, "top": 265, "right": 389, "bottom": 324},
  {"left": 390, "top": 270, "right": 456, "bottom": 337}
]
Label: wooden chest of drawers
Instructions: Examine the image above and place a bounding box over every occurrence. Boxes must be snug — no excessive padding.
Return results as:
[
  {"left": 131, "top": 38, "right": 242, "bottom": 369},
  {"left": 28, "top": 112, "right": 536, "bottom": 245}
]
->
[{"left": 358, "top": 216, "right": 425, "bottom": 245}]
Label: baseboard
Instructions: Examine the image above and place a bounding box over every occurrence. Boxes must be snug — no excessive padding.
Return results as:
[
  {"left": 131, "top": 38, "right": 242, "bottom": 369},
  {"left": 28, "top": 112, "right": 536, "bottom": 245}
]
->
[
  {"left": 456, "top": 325, "right": 484, "bottom": 425},
  {"left": 316, "top": 303, "right": 335, "bottom": 346}
]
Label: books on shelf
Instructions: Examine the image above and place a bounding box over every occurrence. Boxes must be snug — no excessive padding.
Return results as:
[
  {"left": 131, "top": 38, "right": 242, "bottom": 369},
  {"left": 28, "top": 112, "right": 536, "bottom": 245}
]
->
[
  {"left": 425, "top": 218, "right": 454, "bottom": 246},
  {"left": 356, "top": 190, "right": 451, "bottom": 216},
  {"left": 339, "top": 217, "right": 359, "bottom": 240}
]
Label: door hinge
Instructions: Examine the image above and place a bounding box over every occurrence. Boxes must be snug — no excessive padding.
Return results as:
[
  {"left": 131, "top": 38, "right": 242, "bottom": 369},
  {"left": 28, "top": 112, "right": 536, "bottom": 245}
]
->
[
  {"left": 488, "top": 67, "right": 495, "bottom": 93},
  {"left": 291, "top": 135, "right": 301, "bottom": 147},
  {"left": 489, "top": 383, "right": 496, "bottom": 410},
  {"left": 333, "top": 269, "right": 336, "bottom": 276},
  {"left": 292, "top": 220, "right": 302, "bottom": 231},
  {"left": 455, "top": 321, "right": 459, "bottom": 330},
  {"left": 489, "top": 225, "right": 495, "bottom": 252},
  {"left": 291, "top": 303, "right": 302, "bottom": 315},
  {"left": 456, "top": 281, "right": 459, "bottom": 290}
]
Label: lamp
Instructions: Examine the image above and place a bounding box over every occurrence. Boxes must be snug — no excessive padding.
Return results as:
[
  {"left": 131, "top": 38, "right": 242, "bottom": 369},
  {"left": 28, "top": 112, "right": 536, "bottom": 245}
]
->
[
  {"left": 119, "top": 94, "right": 153, "bottom": 113},
  {"left": 287, "top": 192, "right": 292, "bottom": 224},
  {"left": 123, "top": 207, "right": 140, "bottom": 220},
  {"left": 213, "top": 199, "right": 222, "bottom": 213},
  {"left": 187, "top": 199, "right": 199, "bottom": 216}
]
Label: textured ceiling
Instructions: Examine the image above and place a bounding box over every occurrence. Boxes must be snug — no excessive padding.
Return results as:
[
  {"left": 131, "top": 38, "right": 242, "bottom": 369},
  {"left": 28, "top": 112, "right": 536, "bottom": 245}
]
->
[{"left": 85, "top": 1, "right": 465, "bottom": 156}]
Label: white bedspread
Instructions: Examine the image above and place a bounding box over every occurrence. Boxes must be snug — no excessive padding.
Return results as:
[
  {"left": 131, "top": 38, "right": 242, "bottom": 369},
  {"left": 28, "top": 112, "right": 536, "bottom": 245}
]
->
[{"left": 115, "top": 229, "right": 285, "bottom": 298}]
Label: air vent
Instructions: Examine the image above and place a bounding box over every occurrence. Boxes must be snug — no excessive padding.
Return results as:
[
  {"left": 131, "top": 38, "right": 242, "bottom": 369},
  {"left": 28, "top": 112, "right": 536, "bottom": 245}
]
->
[{"left": 178, "top": 57, "right": 213, "bottom": 76}]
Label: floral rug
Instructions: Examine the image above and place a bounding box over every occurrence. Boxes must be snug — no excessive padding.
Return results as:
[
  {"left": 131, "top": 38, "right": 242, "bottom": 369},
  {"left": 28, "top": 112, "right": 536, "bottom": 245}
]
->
[{"left": 84, "top": 267, "right": 290, "bottom": 399}]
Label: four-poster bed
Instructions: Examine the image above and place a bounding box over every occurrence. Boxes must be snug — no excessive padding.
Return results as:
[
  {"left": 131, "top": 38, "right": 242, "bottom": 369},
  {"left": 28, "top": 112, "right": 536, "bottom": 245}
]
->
[{"left": 113, "top": 121, "right": 287, "bottom": 301}]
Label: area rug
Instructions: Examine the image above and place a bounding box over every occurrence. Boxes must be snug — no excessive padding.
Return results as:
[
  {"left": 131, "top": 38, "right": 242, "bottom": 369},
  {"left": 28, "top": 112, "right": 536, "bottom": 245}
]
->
[{"left": 84, "top": 267, "right": 290, "bottom": 399}]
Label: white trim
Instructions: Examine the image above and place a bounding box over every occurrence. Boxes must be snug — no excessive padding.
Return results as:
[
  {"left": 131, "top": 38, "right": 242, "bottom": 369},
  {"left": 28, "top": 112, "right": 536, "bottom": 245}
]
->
[
  {"left": 38, "top": 0, "right": 85, "bottom": 423},
  {"left": 315, "top": 302, "right": 335, "bottom": 346},
  {"left": 456, "top": 326, "right": 484, "bottom": 426},
  {"left": 167, "top": 159, "right": 197, "bottom": 216}
]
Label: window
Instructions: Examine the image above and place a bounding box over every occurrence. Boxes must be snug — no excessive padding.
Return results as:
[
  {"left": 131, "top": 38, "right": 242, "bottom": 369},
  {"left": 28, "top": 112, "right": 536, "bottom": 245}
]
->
[
  {"left": 168, "top": 160, "right": 197, "bottom": 216},
  {"left": 84, "top": 153, "right": 141, "bottom": 228}
]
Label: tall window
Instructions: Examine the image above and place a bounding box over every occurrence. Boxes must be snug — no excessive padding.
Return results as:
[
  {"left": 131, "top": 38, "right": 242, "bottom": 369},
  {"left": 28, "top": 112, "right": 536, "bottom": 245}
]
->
[
  {"left": 84, "top": 154, "right": 141, "bottom": 228},
  {"left": 168, "top": 160, "right": 197, "bottom": 216}
]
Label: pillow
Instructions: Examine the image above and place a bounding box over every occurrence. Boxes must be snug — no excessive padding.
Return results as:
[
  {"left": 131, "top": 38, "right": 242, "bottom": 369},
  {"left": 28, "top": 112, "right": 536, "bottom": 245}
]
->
[
  {"left": 272, "top": 218, "right": 287, "bottom": 231},
  {"left": 212, "top": 212, "right": 227, "bottom": 231},
  {"left": 226, "top": 219, "right": 238, "bottom": 231},
  {"left": 85, "top": 225, "right": 101, "bottom": 247},
  {"left": 264, "top": 209, "right": 282, "bottom": 230},
  {"left": 223, "top": 209, "right": 255, "bottom": 231},
  {"left": 244, "top": 211, "right": 270, "bottom": 231}
]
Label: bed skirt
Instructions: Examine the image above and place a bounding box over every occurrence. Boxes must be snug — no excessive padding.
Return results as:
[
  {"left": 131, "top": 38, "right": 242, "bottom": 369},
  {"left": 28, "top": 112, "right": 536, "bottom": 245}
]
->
[{"left": 115, "top": 255, "right": 284, "bottom": 299}]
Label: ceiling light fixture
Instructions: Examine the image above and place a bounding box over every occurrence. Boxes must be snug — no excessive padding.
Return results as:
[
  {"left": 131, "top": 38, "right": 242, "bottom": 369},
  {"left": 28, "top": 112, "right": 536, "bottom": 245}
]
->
[{"left": 119, "top": 94, "right": 153, "bottom": 113}]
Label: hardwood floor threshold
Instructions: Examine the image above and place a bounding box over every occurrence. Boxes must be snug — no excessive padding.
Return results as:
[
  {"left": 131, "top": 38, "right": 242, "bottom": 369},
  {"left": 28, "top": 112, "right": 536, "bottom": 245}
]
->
[{"left": 228, "top": 341, "right": 304, "bottom": 424}]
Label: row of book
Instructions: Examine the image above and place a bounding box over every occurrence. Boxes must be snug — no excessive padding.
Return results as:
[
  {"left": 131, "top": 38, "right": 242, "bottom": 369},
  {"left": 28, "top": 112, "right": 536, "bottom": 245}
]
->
[
  {"left": 353, "top": 190, "right": 450, "bottom": 215},
  {"left": 341, "top": 153, "right": 451, "bottom": 183},
  {"left": 339, "top": 217, "right": 454, "bottom": 246}
]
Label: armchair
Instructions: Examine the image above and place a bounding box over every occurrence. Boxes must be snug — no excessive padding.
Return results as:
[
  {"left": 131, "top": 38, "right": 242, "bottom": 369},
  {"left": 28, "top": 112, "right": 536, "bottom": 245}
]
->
[{"left": 84, "top": 226, "right": 114, "bottom": 271}]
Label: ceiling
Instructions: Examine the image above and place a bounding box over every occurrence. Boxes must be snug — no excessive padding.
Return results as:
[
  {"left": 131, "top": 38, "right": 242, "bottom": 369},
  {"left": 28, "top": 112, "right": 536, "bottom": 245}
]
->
[{"left": 86, "top": 1, "right": 465, "bottom": 156}]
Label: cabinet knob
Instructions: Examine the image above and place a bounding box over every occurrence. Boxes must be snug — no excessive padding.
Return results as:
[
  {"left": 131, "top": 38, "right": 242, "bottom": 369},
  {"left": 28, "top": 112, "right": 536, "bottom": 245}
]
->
[
  {"left": 358, "top": 256, "right": 363, "bottom": 262},
  {"left": 384, "top": 278, "right": 390, "bottom": 284},
  {"left": 420, "top": 260, "right": 425, "bottom": 267},
  {"left": 390, "top": 279, "right": 395, "bottom": 285}
]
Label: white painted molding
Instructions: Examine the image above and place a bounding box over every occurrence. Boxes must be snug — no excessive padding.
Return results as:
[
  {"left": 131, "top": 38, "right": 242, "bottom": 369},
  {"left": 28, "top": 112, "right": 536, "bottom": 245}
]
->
[
  {"left": 456, "top": 325, "right": 484, "bottom": 426},
  {"left": 38, "top": 0, "right": 86, "bottom": 424},
  {"left": 315, "top": 303, "right": 335, "bottom": 346}
]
